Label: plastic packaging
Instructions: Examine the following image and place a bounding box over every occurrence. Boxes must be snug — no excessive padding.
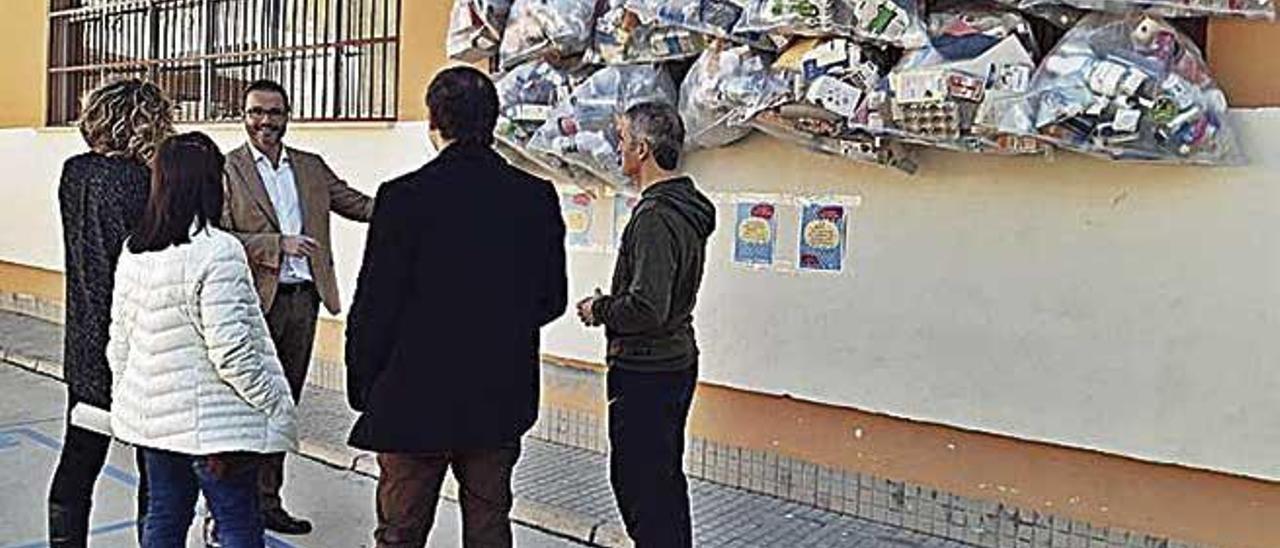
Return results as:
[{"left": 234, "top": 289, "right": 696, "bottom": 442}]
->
[
  {"left": 447, "top": 0, "right": 513, "bottom": 62},
  {"left": 1026, "top": 13, "right": 1241, "bottom": 164},
  {"left": 753, "top": 111, "right": 917, "bottom": 173},
  {"left": 747, "top": 37, "right": 917, "bottom": 172},
  {"left": 990, "top": 0, "right": 1084, "bottom": 27},
  {"left": 589, "top": 0, "right": 707, "bottom": 65},
  {"left": 495, "top": 60, "right": 577, "bottom": 149},
  {"left": 624, "top": 0, "right": 775, "bottom": 49},
  {"left": 493, "top": 61, "right": 590, "bottom": 182},
  {"left": 527, "top": 65, "right": 679, "bottom": 186},
  {"left": 680, "top": 44, "right": 782, "bottom": 149},
  {"left": 737, "top": 0, "right": 929, "bottom": 48},
  {"left": 499, "top": 0, "right": 598, "bottom": 71},
  {"left": 1016, "top": 0, "right": 1273, "bottom": 20},
  {"left": 860, "top": 4, "right": 1047, "bottom": 154}
]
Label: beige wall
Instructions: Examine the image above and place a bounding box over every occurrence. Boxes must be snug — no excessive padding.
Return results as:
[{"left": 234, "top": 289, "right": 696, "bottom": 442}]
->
[
  {"left": 396, "top": 1, "right": 449, "bottom": 123},
  {"left": 0, "top": 0, "right": 46, "bottom": 128},
  {"left": 541, "top": 111, "right": 1280, "bottom": 483}
]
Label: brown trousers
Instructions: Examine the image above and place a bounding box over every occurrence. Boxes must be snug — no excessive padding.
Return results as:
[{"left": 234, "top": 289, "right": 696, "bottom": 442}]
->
[
  {"left": 375, "top": 444, "right": 521, "bottom": 548},
  {"left": 259, "top": 283, "right": 319, "bottom": 513}
]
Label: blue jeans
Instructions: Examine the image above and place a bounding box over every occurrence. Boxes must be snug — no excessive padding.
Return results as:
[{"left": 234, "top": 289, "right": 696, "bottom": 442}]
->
[{"left": 142, "top": 448, "right": 264, "bottom": 548}]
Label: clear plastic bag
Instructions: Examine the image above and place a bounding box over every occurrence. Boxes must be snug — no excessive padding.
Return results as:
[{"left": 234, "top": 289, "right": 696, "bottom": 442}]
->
[
  {"left": 737, "top": 0, "right": 929, "bottom": 49},
  {"left": 624, "top": 0, "right": 775, "bottom": 48},
  {"left": 680, "top": 43, "right": 783, "bottom": 149},
  {"left": 859, "top": 4, "right": 1047, "bottom": 154},
  {"left": 527, "top": 65, "right": 679, "bottom": 186},
  {"left": 495, "top": 60, "right": 577, "bottom": 149},
  {"left": 499, "top": 0, "right": 598, "bottom": 71},
  {"left": 1017, "top": 0, "right": 1274, "bottom": 19},
  {"left": 1026, "top": 13, "right": 1241, "bottom": 164},
  {"left": 589, "top": 0, "right": 707, "bottom": 65},
  {"left": 447, "top": 0, "right": 514, "bottom": 62},
  {"left": 494, "top": 61, "right": 589, "bottom": 181},
  {"left": 746, "top": 38, "right": 918, "bottom": 172}
]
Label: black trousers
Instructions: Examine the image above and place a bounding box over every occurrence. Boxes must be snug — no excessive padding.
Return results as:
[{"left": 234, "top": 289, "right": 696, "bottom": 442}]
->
[
  {"left": 374, "top": 443, "right": 522, "bottom": 548},
  {"left": 259, "top": 283, "right": 319, "bottom": 514},
  {"left": 607, "top": 365, "right": 698, "bottom": 548},
  {"left": 47, "top": 395, "right": 149, "bottom": 546}
]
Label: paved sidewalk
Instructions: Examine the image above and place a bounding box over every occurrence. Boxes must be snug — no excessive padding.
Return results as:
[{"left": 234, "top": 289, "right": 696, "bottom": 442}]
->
[
  {"left": 0, "top": 310, "right": 968, "bottom": 548},
  {"left": 0, "top": 361, "right": 583, "bottom": 547}
]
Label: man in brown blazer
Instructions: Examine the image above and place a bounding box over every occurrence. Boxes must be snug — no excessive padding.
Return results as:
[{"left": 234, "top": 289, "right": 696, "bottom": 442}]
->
[{"left": 221, "top": 79, "right": 374, "bottom": 536}]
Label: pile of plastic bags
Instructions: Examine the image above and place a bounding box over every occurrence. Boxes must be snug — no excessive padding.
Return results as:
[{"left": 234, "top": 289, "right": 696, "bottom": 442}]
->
[
  {"left": 590, "top": 0, "right": 708, "bottom": 65},
  {"left": 747, "top": 37, "right": 918, "bottom": 171},
  {"left": 859, "top": 3, "right": 1046, "bottom": 154},
  {"left": 447, "top": 0, "right": 1263, "bottom": 185},
  {"left": 527, "top": 65, "right": 679, "bottom": 185}
]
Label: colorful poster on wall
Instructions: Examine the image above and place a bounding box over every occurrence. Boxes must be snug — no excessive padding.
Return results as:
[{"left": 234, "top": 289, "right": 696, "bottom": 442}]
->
[
  {"left": 733, "top": 199, "right": 778, "bottom": 267},
  {"left": 612, "top": 194, "right": 639, "bottom": 250},
  {"left": 560, "top": 191, "right": 594, "bottom": 248},
  {"left": 797, "top": 200, "right": 850, "bottom": 273}
]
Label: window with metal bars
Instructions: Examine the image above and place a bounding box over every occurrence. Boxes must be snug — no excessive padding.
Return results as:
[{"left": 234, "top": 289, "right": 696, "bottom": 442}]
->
[{"left": 47, "top": 0, "right": 400, "bottom": 125}]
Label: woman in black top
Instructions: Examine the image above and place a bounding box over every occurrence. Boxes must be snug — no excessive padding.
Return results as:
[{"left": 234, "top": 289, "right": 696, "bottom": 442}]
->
[{"left": 49, "top": 78, "right": 173, "bottom": 547}]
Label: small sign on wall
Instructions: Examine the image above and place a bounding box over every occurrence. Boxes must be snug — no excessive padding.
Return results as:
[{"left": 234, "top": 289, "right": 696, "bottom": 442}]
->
[
  {"left": 797, "top": 198, "right": 853, "bottom": 273},
  {"left": 733, "top": 196, "right": 780, "bottom": 268},
  {"left": 560, "top": 191, "right": 595, "bottom": 249}
]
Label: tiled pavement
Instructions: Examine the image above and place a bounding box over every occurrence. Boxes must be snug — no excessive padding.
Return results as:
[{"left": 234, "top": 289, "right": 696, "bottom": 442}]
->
[{"left": 0, "top": 309, "right": 968, "bottom": 547}]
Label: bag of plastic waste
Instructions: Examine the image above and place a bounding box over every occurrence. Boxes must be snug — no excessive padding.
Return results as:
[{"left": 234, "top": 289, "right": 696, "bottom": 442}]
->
[
  {"left": 1026, "top": 13, "right": 1241, "bottom": 164},
  {"left": 526, "top": 65, "right": 680, "bottom": 186}
]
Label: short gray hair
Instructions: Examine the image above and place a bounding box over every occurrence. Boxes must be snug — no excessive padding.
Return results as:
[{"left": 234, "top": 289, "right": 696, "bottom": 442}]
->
[{"left": 624, "top": 102, "right": 684, "bottom": 171}]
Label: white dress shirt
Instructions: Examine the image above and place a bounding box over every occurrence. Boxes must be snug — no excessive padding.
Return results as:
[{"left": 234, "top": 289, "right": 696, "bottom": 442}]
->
[{"left": 249, "top": 144, "right": 313, "bottom": 284}]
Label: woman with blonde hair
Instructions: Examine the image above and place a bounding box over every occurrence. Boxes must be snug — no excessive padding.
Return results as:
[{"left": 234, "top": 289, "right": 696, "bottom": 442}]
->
[
  {"left": 109, "top": 131, "right": 296, "bottom": 547},
  {"left": 49, "top": 77, "right": 173, "bottom": 546}
]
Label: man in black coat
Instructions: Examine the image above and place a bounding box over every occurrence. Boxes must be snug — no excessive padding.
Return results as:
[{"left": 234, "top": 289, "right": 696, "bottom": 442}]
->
[
  {"left": 344, "top": 66, "right": 567, "bottom": 548},
  {"left": 577, "top": 103, "right": 717, "bottom": 548}
]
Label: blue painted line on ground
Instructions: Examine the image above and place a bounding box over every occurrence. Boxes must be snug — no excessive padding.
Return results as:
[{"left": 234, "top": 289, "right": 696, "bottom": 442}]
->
[
  {"left": 0, "top": 426, "right": 300, "bottom": 548},
  {"left": 266, "top": 535, "right": 299, "bottom": 548},
  {"left": 5, "top": 427, "right": 137, "bottom": 487}
]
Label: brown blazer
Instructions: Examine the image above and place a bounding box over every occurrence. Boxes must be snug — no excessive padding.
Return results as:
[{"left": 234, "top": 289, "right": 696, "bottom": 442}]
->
[{"left": 221, "top": 143, "right": 374, "bottom": 315}]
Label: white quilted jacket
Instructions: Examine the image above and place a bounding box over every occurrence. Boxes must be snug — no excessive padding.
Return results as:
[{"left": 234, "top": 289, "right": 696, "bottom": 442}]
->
[{"left": 108, "top": 226, "right": 297, "bottom": 455}]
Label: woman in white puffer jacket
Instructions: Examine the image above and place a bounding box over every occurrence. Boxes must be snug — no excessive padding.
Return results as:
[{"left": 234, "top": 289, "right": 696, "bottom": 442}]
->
[{"left": 108, "top": 132, "right": 296, "bottom": 548}]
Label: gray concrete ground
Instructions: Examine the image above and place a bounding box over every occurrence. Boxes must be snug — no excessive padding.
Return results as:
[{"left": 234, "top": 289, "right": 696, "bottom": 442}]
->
[
  {"left": 0, "top": 310, "right": 968, "bottom": 547},
  {"left": 0, "top": 364, "right": 585, "bottom": 548}
]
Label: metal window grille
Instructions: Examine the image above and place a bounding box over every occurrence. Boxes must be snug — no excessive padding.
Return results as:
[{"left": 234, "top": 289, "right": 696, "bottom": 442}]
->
[{"left": 47, "top": 0, "right": 400, "bottom": 125}]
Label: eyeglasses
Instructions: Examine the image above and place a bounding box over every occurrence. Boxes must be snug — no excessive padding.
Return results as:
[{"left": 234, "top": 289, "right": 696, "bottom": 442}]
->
[{"left": 245, "top": 107, "right": 289, "bottom": 119}]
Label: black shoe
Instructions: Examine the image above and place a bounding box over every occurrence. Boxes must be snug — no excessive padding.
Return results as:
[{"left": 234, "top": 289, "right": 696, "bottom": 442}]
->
[{"left": 262, "top": 508, "right": 312, "bottom": 535}]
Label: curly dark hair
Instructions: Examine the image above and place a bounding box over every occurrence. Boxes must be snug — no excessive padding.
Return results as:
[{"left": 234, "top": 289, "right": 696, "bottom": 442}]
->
[{"left": 78, "top": 78, "right": 175, "bottom": 164}]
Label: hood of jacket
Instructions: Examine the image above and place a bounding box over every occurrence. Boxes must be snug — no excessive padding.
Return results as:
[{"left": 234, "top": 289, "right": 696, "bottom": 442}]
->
[{"left": 642, "top": 176, "right": 716, "bottom": 239}]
